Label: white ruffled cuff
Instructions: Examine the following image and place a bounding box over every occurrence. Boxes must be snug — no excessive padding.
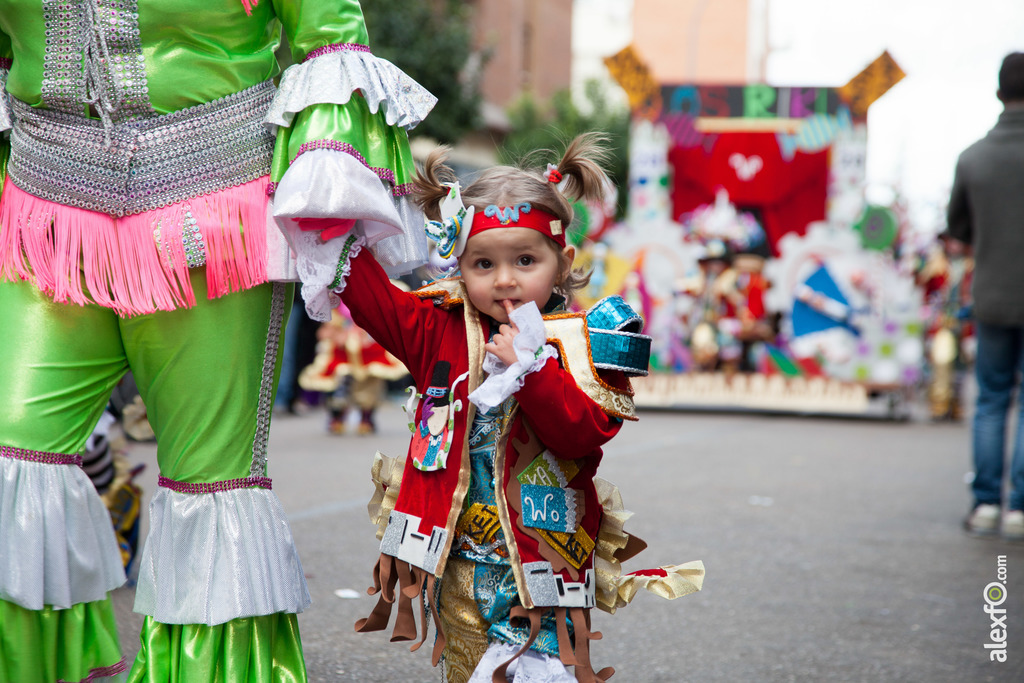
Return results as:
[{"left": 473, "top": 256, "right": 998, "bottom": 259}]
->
[
  {"left": 468, "top": 301, "right": 558, "bottom": 413},
  {"left": 468, "top": 642, "right": 575, "bottom": 683},
  {"left": 133, "top": 486, "right": 311, "bottom": 626},
  {"left": 371, "top": 197, "right": 429, "bottom": 277},
  {"left": 273, "top": 149, "right": 406, "bottom": 243},
  {"left": 273, "top": 148, "right": 431, "bottom": 319},
  {"left": 266, "top": 48, "right": 436, "bottom": 132},
  {"left": 0, "top": 459, "right": 126, "bottom": 610}
]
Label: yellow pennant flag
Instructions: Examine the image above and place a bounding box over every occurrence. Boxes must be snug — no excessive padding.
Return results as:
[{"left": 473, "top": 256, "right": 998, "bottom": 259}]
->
[
  {"left": 604, "top": 45, "right": 663, "bottom": 119},
  {"left": 838, "top": 50, "right": 906, "bottom": 118}
]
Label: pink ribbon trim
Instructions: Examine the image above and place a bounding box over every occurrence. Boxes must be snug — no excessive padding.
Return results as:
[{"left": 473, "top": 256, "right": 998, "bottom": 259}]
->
[
  {"left": 0, "top": 445, "right": 83, "bottom": 466},
  {"left": 303, "top": 43, "right": 372, "bottom": 63},
  {"left": 158, "top": 475, "right": 273, "bottom": 494}
]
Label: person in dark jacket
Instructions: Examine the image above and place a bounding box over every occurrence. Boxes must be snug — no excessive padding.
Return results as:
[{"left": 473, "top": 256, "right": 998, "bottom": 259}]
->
[{"left": 948, "top": 52, "right": 1024, "bottom": 539}]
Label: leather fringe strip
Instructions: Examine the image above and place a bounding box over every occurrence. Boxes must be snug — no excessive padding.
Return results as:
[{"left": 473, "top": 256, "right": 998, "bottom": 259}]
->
[{"left": 354, "top": 553, "right": 446, "bottom": 664}]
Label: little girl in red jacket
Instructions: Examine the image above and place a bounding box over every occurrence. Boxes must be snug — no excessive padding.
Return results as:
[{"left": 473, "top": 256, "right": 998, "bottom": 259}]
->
[{"left": 318, "top": 134, "right": 703, "bottom": 683}]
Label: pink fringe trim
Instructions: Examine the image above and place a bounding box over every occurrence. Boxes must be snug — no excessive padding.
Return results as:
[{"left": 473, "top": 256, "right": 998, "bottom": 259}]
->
[
  {"left": 240, "top": 0, "right": 259, "bottom": 16},
  {"left": 0, "top": 177, "right": 270, "bottom": 317}
]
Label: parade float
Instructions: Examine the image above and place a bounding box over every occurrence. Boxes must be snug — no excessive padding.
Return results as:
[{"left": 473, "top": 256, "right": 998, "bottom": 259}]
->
[{"left": 592, "top": 48, "right": 933, "bottom": 418}]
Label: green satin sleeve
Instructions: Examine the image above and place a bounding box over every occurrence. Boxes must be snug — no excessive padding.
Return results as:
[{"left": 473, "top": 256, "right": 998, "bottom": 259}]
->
[
  {"left": 0, "top": 7, "right": 44, "bottom": 110},
  {"left": 269, "top": 100, "right": 418, "bottom": 188},
  {"left": 273, "top": 0, "right": 371, "bottom": 61}
]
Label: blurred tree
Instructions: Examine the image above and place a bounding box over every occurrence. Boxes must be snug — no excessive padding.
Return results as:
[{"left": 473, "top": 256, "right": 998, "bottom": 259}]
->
[
  {"left": 361, "top": 0, "right": 483, "bottom": 144},
  {"left": 500, "top": 80, "right": 630, "bottom": 217}
]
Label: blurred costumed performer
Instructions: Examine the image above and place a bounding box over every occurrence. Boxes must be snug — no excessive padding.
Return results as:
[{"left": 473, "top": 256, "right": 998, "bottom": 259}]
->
[{"left": 299, "top": 303, "right": 408, "bottom": 435}]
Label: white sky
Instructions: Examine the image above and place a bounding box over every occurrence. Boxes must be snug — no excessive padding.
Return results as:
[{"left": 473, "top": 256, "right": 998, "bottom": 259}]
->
[{"left": 766, "top": 0, "right": 1024, "bottom": 231}]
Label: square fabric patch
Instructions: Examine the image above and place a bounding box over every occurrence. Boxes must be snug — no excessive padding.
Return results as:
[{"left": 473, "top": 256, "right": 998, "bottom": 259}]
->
[{"left": 520, "top": 484, "right": 577, "bottom": 533}]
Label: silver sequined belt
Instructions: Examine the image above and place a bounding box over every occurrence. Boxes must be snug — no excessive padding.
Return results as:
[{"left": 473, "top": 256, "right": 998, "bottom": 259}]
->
[{"left": 8, "top": 81, "right": 276, "bottom": 217}]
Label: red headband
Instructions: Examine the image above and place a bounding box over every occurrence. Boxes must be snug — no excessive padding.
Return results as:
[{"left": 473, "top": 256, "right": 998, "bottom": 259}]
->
[{"left": 468, "top": 203, "right": 566, "bottom": 248}]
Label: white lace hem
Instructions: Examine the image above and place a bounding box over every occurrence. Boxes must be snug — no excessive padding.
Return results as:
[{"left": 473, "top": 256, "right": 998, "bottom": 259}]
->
[
  {"left": 469, "top": 301, "right": 558, "bottom": 413},
  {"left": 0, "top": 458, "right": 125, "bottom": 610},
  {"left": 266, "top": 49, "right": 436, "bottom": 132},
  {"left": 133, "top": 486, "right": 311, "bottom": 626},
  {"left": 467, "top": 642, "right": 576, "bottom": 683}
]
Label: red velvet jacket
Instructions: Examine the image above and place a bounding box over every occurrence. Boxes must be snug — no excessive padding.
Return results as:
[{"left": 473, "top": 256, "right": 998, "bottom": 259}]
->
[{"left": 341, "top": 249, "right": 636, "bottom": 616}]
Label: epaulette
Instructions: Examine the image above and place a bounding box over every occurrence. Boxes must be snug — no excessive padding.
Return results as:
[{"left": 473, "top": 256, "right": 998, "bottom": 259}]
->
[
  {"left": 412, "top": 277, "right": 464, "bottom": 310},
  {"left": 542, "top": 296, "right": 651, "bottom": 422}
]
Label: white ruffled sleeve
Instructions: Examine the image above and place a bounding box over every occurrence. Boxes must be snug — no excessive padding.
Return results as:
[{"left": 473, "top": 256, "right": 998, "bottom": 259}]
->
[{"left": 265, "top": 42, "right": 434, "bottom": 304}]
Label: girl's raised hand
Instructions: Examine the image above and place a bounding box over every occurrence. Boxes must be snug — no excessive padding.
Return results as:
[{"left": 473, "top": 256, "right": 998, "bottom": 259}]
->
[{"left": 484, "top": 301, "right": 521, "bottom": 366}]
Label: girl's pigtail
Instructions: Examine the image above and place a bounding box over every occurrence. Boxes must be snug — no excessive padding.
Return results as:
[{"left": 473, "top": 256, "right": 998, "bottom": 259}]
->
[
  {"left": 553, "top": 132, "right": 612, "bottom": 204},
  {"left": 412, "top": 147, "right": 457, "bottom": 221}
]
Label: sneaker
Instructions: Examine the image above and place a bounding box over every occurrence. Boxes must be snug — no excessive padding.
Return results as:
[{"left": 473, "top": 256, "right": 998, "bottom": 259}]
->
[
  {"left": 965, "top": 504, "right": 1001, "bottom": 536},
  {"left": 1002, "top": 510, "right": 1024, "bottom": 541}
]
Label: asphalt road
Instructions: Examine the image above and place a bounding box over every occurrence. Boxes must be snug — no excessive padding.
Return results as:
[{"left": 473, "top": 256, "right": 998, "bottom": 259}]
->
[{"left": 111, "top": 395, "right": 1024, "bottom": 682}]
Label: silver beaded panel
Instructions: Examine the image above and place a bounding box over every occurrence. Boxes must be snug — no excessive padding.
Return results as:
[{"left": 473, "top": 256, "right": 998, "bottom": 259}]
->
[
  {"left": 181, "top": 206, "right": 207, "bottom": 268},
  {"left": 250, "top": 282, "right": 286, "bottom": 479},
  {"left": 0, "top": 61, "right": 11, "bottom": 132},
  {"left": 41, "top": 0, "right": 88, "bottom": 113},
  {"left": 8, "top": 81, "right": 276, "bottom": 217},
  {"left": 151, "top": 206, "right": 206, "bottom": 270},
  {"left": 93, "top": 0, "right": 152, "bottom": 120},
  {"left": 41, "top": 0, "right": 154, "bottom": 120}
]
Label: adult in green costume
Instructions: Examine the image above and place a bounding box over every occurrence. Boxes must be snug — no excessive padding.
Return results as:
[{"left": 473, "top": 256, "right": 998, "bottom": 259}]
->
[{"left": 0, "top": 1, "right": 434, "bottom": 680}]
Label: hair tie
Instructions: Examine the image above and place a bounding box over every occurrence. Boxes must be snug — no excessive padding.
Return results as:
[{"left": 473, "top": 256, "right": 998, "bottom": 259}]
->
[{"left": 545, "top": 163, "right": 563, "bottom": 184}]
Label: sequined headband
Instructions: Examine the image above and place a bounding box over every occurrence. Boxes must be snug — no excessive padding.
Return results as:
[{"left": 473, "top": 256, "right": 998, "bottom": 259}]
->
[
  {"left": 469, "top": 203, "right": 565, "bottom": 248},
  {"left": 425, "top": 183, "right": 566, "bottom": 258}
]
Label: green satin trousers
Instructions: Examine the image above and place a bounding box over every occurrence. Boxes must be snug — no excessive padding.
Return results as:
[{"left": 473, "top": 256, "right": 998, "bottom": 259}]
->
[
  {"left": 0, "top": 273, "right": 292, "bottom": 481},
  {"left": 0, "top": 274, "right": 308, "bottom": 682}
]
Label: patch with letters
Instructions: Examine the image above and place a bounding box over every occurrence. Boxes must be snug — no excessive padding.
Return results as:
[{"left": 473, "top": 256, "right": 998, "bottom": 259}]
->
[
  {"left": 536, "top": 526, "right": 595, "bottom": 570},
  {"left": 456, "top": 503, "right": 503, "bottom": 547},
  {"left": 517, "top": 451, "right": 579, "bottom": 488},
  {"left": 520, "top": 484, "right": 577, "bottom": 533}
]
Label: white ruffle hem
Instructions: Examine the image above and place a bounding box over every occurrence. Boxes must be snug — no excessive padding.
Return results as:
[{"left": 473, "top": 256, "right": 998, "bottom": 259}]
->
[
  {"left": 467, "top": 642, "right": 576, "bottom": 683},
  {"left": 133, "top": 486, "right": 310, "bottom": 626},
  {"left": 0, "top": 458, "right": 126, "bottom": 610}
]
